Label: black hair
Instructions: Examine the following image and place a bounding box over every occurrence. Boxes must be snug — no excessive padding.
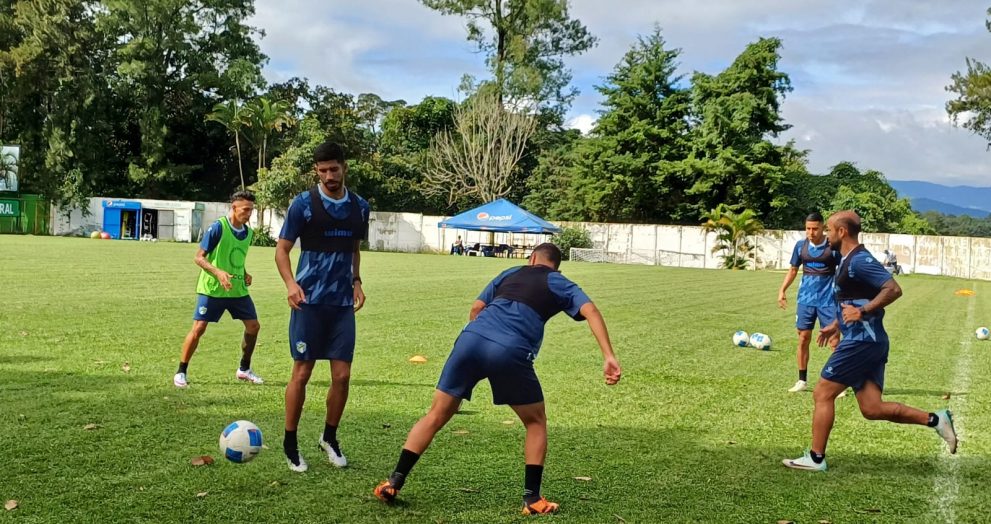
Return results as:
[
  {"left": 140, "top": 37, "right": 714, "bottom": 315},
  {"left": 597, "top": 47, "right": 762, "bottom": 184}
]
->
[
  {"left": 313, "top": 141, "right": 346, "bottom": 164},
  {"left": 805, "top": 212, "right": 824, "bottom": 223},
  {"left": 532, "top": 243, "right": 563, "bottom": 269},
  {"left": 231, "top": 190, "right": 255, "bottom": 203}
]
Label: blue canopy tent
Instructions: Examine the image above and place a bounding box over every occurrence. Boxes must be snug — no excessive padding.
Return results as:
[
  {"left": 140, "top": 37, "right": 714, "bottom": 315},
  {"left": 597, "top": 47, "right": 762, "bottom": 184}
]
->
[{"left": 438, "top": 199, "right": 560, "bottom": 257}]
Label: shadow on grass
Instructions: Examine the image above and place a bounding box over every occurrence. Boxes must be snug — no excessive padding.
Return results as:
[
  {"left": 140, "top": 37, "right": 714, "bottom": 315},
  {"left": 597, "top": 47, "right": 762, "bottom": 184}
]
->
[{"left": 0, "top": 367, "right": 961, "bottom": 524}]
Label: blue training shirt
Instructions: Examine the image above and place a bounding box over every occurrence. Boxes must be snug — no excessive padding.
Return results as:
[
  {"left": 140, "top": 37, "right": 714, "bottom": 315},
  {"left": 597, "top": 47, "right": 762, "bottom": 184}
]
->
[
  {"left": 463, "top": 266, "right": 591, "bottom": 355},
  {"left": 790, "top": 239, "right": 840, "bottom": 308},
  {"left": 200, "top": 218, "right": 248, "bottom": 253},
  {"left": 834, "top": 249, "right": 892, "bottom": 343},
  {"left": 279, "top": 187, "right": 371, "bottom": 306}
]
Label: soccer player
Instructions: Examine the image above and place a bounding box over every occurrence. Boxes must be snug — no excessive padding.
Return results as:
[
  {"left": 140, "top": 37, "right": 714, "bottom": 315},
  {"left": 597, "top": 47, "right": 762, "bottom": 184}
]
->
[
  {"left": 372, "top": 243, "right": 622, "bottom": 515},
  {"left": 777, "top": 212, "right": 840, "bottom": 393},
  {"left": 782, "top": 210, "right": 957, "bottom": 471},
  {"left": 173, "top": 191, "right": 262, "bottom": 388},
  {"left": 275, "top": 142, "right": 370, "bottom": 473}
]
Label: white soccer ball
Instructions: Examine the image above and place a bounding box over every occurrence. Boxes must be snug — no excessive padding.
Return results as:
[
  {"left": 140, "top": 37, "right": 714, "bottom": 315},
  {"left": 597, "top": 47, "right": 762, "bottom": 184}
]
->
[
  {"left": 219, "top": 420, "right": 263, "bottom": 463},
  {"left": 749, "top": 333, "right": 772, "bottom": 351},
  {"left": 976, "top": 327, "right": 990, "bottom": 341},
  {"left": 733, "top": 330, "right": 750, "bottom": 347}
]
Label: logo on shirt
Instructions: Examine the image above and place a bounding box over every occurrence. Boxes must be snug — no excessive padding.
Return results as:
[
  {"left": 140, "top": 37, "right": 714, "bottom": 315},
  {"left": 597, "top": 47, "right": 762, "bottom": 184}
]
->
[
  {"left": 295, "top": 341, "right": 307, "bottom": 354},
  {"left": 323, "top": 229, "right": 354, "bottom": 238}
]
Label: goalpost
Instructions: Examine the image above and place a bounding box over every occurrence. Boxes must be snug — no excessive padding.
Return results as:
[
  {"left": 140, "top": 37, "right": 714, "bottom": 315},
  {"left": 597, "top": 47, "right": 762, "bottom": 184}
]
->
[{"left": 569, "top": 248, "right": 608, "bottom": 263}]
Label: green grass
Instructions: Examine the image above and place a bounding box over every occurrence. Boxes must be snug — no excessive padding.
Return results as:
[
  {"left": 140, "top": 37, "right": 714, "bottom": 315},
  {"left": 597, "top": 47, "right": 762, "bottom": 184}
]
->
[{"left": 1, "top": 236, "right": 989, "bottom": 523}]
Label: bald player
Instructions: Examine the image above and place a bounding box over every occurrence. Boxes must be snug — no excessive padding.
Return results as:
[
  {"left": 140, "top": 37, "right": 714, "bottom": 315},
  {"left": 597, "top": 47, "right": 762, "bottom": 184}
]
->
[{"left": 782, "top": 210, "right": 957, "bottom": 471}]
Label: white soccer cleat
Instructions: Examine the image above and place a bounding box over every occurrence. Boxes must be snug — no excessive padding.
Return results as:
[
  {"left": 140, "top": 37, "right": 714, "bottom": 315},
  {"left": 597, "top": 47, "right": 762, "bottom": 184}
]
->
[
  {"left": 318, "top": 438, "right": 348, "bottom": 468},
  {"left": 934, "top": 409, "right": 958, "bottom": 454},
  {"left": 173, "top": 372, "right": 188, "bottom": 388},
  {"left": 236, "top": 368, "right": 264, "bottom": 384},
  {"left": 782, "top": 450, "right": 827, "bottom": 472},
  {"left": 788, "top": 380, "right": 808, "bottom": 393},
  {"left": 286, "top": 452, "right": 308, "bottom": 473}
]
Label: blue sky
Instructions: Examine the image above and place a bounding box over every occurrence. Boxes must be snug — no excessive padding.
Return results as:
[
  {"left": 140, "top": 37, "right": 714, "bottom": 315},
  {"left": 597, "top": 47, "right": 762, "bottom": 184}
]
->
[{"left": 250, "top": 0, "right": 991, "bottom": 186}]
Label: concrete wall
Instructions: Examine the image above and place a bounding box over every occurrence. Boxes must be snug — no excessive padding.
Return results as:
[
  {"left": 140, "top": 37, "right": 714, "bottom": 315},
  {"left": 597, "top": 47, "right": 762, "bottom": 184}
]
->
[{"left": 52, "top": 198, "right": 991, "bottom": 280}]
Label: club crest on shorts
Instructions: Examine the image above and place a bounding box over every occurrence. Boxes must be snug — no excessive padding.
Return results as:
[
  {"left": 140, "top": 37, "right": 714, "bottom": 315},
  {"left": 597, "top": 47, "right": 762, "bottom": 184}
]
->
[
  {"left": 199, "top": 306, "right": 208, "bottom": 315},
  {"left": 295, "top": 341, "right": 307, "bottom": 354}
]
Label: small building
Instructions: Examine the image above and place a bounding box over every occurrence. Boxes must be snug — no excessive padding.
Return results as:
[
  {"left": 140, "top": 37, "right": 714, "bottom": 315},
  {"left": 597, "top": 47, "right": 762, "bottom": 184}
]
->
[
  {"left": 53, "top": 197, "right": 206, "bottom": 242},
  {"left": 100, "top": 198, "right": 205, "bottom": 241}
]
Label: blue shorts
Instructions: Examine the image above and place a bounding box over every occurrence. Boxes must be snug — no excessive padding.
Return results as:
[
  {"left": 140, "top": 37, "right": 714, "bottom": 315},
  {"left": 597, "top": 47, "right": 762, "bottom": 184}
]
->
[
  {"left": 820, "top": 339, "right": 889, "bottom": 391},
  {"left": 289, "top": 304, "right": 355, "bottom": 361},
  {"left": 436, "top": 331, "right": 543, "bottom": 406},
  {"left": 796, "top": 303, "right": 838, "bottom": 331},
  {"left": 192, "top": 294, "right": 257, "bottom": 322}
]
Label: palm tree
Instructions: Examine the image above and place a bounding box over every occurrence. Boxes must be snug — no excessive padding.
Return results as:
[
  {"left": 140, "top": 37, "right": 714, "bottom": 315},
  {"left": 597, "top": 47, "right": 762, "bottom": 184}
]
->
[
  {"left": 206, "top": 101, "right": 249, "bottom": 190},
  {"left": 701, "top": 204, "right": 765, "bottom": 269},
  {"left": 243, "top": 97, "right": 294, "bottom": 170}
]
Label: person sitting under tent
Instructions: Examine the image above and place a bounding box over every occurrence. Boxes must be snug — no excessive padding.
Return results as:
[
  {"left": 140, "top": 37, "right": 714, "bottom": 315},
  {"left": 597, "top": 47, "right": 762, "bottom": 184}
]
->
[{"left": 450, "top": 236, "right": 464, "bottom": 255}]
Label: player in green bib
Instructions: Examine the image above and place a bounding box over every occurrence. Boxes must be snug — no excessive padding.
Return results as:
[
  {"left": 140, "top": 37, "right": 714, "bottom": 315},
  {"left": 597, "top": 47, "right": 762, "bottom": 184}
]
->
[{"left": 173, "top": 191, "right": 263, "bottom": 388}]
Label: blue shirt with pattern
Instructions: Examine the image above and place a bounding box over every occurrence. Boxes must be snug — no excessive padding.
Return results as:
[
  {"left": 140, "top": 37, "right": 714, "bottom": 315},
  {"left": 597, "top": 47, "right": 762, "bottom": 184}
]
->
[
  {"left": 279, "top": 187, "right": 371, "bottom": 306},
  {"left": 834, "top": 249, "right": 893, "bottom": 343},
  {"left": 790, "top": 239, "right": 840, "bottom": 308},
  {"left": 464, "top": 267, "right": 591, "bottom": 356}
]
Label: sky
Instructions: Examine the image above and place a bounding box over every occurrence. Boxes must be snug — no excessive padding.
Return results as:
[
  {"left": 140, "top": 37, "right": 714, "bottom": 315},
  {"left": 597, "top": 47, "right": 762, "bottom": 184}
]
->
[{"left": 249, "top": 0, "right": 991, "bottom": 186}]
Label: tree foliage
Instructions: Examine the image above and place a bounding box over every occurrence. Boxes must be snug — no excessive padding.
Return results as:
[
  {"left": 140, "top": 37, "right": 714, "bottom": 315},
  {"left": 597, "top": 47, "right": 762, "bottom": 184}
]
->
[
  {"left": 946, "top": 7, "right": 991, "bottom": 147},
  {"left": 700, "top": 204, "right": 764, "bottom": 270},
  {"left": 424, "top": 90, "right": 537, "bottom": 205},
  {"left": 421, "top": 0, "right": 595, "bottom": 119}
]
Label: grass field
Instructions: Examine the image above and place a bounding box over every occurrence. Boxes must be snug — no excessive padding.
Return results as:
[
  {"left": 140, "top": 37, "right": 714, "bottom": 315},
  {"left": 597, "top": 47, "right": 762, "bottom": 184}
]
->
[{"left": 1, "top": 235, "right": 989, "bottom": 523}]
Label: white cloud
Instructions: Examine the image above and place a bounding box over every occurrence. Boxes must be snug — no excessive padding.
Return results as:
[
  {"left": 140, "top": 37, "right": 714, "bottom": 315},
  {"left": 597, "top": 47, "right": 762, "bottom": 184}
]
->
[
  {"left": 250, "top": 0, "right": 991, "bottom": 186},
  {"left": 565, "top": 114, "right": 597, "bottom": 134}
]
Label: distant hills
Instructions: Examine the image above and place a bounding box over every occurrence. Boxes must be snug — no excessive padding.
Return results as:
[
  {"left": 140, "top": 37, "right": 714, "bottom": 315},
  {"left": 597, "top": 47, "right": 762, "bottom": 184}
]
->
[{"left": 889, "top": 180, "right": 991, "bottom": 218}]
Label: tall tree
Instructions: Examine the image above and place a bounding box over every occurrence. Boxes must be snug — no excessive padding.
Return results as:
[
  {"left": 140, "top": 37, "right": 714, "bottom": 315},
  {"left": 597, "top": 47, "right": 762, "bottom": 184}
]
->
[
  {"left": 421, "top": 0, "right": 596, "bottom": 119},
  {"left": 946, "top": 7, "right": 991, "bottom": 147},
  {"left": 206, "top": 100, "right": 250, "bottom": 190},
  {"left": 377, "top": 97, "right": 457, "bottom": 212},
  {"left": 424, "top": 90, "right": 537, "bottom": 205},
  {"left": 1, "top": 0, "right": 121, "bottom": 207},
  {"left": 526, "top": 28, "right": 692, "bottom": 222},
  {"left": 243, "top": 96, "right": 294, "bottom": 170},
  {"left": 97, "top": 0, "right": 265, "bottom": 186},
  {"left": 677, "top": 37, "right": 805, "bottom": 224}
]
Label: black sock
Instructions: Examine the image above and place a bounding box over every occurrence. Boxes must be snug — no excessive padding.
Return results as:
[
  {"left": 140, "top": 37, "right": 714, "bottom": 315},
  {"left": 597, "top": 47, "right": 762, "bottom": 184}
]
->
[
  {"left": 810, "top": 450, "right": 825, "bottom": 464},
  {"left": 322, "top": 424, "right": 338, "bottom": 446},
  {"left": 928, "top": 413, "right": 939, "bottom": 427},
  {"left": 284, "top": 430, "right": 299, "bottom": 463},
  {"left": 177, "top": 362, "right": 189, "bottom": 374},
  {"left": 240, "top": 333, "right": 257, "bottom": 372},
  {"left": 389, "top": 448, "right": 421, "bottom": 490},
  {"left": 524, "top": 464, "right": 544, "bottom": 504},
  {"left": 799, "top": 369, "right": 808, "bottom": 382}
]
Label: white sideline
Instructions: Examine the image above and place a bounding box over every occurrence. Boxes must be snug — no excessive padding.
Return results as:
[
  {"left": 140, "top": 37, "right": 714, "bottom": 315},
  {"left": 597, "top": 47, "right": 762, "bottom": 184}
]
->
[{"left": 932, "top": 287, "right": 974, "bottom": 523}]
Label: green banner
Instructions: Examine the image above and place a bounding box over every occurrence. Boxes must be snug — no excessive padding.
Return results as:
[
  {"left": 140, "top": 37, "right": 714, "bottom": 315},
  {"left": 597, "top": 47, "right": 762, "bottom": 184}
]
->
[{"left": 0, "top": 199, "right": 20, "bottom": 217}]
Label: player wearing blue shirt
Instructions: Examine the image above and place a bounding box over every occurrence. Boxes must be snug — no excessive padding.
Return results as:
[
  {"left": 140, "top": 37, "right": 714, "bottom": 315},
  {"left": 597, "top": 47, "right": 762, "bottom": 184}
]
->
[
  {"left": 275, "top": 142, "right": 370, "bottom": 473},
  {"left": 783, "top": 210, "right": 957, "bottom": 472},
  {"left": 373, "top": 244, "right": 622, "bottom": 516},
  {"left": 173, "top": 191, "right": 263, "bottom": 389},
  {"left": 778, "top": 212, "right": 841, "bottom": 393}
]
